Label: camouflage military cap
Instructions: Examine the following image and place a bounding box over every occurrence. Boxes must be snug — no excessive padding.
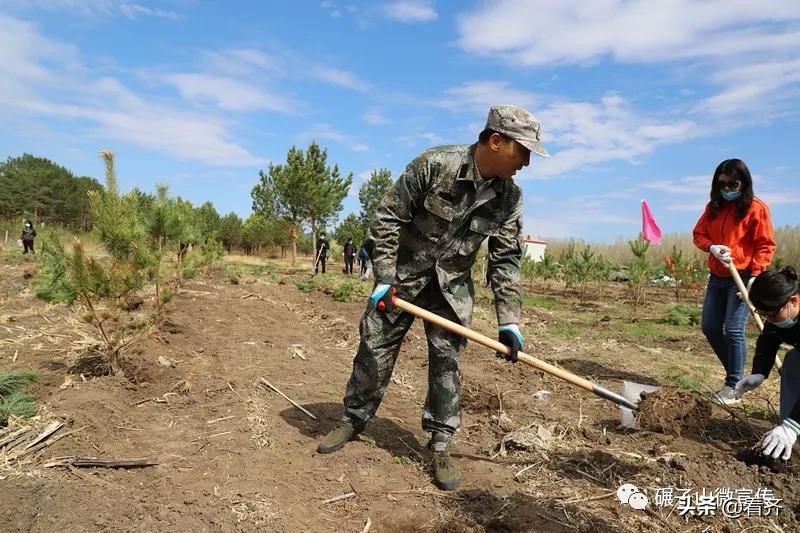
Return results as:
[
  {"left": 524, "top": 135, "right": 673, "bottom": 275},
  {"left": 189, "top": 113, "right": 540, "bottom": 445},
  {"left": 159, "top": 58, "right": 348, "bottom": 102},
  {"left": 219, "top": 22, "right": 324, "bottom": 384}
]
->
[{"left": 485, "top": 105, "right": 549, "bottom": 157}]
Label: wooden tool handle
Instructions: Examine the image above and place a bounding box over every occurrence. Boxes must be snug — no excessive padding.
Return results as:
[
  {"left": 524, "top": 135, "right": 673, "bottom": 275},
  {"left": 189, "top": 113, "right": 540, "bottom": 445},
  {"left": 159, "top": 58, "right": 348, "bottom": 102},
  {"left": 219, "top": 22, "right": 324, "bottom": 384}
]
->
[
  {"left": 391, "top": 296, "right": 638, "bottom": 410},
  {"left": 725, "top": 262, "right": 782, "bottom": 371}
]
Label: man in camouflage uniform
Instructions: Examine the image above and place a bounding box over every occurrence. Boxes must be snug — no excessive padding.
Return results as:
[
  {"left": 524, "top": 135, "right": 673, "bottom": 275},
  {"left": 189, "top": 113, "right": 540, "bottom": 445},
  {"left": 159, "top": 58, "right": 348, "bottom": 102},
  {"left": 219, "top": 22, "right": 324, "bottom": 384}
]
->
[{"left": 317, "top": 105, "right": 549, "bottom": 491}]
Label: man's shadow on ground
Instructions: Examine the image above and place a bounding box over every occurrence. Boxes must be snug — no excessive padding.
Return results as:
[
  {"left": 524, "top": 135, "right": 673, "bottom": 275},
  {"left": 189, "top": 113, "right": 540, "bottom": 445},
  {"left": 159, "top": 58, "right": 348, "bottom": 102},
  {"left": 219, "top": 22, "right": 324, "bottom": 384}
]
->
[{"left": 279, "top": 402, "right": 430, "bottom": 463}]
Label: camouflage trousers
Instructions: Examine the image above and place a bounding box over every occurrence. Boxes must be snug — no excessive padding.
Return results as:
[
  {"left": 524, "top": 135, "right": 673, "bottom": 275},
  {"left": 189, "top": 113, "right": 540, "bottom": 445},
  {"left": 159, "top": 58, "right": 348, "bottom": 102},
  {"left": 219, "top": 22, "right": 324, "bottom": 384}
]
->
[{"left": 343, "top": 281, "right": 468, "bottom": 442}]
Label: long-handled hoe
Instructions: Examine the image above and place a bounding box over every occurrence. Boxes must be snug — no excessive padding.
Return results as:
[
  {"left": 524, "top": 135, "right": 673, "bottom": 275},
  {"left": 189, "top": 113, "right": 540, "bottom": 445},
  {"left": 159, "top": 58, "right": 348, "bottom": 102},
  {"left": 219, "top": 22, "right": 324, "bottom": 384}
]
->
[
  {"left": 725, "top": 261, "right": 782, "bottom": 371},
  {"left": 379, "top": 295, "right": 656, "bottom": 428},
  {"left": 311, "top": 246, "right": 324, "bottom": 275}
]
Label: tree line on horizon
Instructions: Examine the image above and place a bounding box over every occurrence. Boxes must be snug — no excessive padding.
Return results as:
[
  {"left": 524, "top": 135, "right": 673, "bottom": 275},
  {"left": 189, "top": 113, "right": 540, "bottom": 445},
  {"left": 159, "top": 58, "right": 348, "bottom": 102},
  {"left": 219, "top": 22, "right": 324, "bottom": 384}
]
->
[{"left": 0, "top": 149, "right": 395, "bottom": 261}]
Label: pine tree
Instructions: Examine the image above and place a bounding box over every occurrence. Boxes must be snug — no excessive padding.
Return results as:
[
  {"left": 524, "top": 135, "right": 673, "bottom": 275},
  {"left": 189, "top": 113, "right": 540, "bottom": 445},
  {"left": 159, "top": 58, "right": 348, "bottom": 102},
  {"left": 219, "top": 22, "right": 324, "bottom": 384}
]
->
[
  {"left": 252, "top": 142, "right": 352, "bottom": 264},
  {"left": 358, "top": 169, "right": 393, "bottom": 235},
  {"left": 628, "top": 236, "right": 652, "bottom": 321}
]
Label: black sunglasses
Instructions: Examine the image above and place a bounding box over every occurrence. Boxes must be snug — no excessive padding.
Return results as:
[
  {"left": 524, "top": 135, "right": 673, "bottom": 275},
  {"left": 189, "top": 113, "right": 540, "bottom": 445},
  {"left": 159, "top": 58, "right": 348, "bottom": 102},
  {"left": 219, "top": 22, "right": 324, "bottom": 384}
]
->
[{"left": 717, "top": 179, "right": 742, "bottom": 191}]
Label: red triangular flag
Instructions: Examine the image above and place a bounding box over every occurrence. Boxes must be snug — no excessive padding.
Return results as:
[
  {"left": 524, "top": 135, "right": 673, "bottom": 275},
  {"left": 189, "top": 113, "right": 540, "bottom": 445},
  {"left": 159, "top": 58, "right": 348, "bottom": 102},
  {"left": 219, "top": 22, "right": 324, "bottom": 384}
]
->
[{"left": 641, "top": 199, "right": 662, "bottom": 245}]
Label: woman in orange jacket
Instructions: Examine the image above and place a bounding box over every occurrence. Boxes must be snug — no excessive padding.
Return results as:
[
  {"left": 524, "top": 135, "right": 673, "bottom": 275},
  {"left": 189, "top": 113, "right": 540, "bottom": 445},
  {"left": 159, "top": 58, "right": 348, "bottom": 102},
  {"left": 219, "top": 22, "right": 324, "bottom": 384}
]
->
[{"left": 693, "top": 158, "right": 776, "bottom": 405}]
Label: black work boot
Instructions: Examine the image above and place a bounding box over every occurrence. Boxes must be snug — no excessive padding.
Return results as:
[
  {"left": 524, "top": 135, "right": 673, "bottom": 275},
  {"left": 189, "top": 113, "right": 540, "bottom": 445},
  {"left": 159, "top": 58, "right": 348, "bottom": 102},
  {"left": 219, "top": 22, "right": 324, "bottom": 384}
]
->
[
  {"left": 317, "top": 420, "right": 360, "bottom": 454},
  {"left": 429, "top": 433, "right": 461, "bottom": 491}
]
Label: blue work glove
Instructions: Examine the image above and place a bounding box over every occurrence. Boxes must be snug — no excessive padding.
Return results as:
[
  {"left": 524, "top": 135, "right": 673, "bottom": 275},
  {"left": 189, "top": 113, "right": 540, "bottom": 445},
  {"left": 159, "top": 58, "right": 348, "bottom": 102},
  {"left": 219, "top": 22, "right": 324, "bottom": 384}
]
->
[
  {"left": 761, "top": 419, "right": 800, "bottom": 460},
  {"left": 370, "top": 283, "right": 395, "bottom": 313},
  {"left": 497, "top": 324, "right": 524, "bottom": 363}
]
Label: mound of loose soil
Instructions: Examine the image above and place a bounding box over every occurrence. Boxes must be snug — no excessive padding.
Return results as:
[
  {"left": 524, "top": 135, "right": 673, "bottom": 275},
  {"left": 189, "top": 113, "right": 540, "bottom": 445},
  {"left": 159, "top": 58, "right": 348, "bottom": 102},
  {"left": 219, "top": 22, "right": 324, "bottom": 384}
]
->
[{"left": 636, "top": 388, "right": 712, "bottom": 436}]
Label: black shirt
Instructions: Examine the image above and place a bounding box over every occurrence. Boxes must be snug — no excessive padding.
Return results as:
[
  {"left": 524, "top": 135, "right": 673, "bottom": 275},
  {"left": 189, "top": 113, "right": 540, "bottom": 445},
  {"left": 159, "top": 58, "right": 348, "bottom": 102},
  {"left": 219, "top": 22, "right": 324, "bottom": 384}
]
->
[{"left": 752, "top": 320, "right": 800, "bottom": 421}]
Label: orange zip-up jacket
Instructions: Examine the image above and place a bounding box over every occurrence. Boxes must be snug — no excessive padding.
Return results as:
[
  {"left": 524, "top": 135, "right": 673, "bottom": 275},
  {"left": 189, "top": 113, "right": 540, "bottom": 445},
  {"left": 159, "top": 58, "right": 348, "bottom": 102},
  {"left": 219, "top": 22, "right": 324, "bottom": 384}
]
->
[{"left": 693, "top": 197, "right": 776, "bottom": 278}]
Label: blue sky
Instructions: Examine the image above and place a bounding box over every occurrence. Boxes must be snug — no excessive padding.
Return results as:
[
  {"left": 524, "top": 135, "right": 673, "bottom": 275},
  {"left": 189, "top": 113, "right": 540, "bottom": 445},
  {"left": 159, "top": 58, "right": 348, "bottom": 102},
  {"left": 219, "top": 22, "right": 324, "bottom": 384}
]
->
[{"left": 1, "top": 1, "right": 799, "bottom": 242}]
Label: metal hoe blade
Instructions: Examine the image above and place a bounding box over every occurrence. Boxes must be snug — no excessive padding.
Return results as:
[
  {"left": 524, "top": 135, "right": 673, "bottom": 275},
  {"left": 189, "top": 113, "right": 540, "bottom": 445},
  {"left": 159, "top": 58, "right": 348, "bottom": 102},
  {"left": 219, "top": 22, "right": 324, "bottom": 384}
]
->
[{"left": 619, "top": 380, "right": 661, "bottom": 429}]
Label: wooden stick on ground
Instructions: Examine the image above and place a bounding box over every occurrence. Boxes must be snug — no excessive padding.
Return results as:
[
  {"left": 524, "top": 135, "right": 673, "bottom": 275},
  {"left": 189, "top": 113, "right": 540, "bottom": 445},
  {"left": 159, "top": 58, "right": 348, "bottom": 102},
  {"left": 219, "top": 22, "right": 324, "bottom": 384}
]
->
[
  {"left": 259, "top": 378, "right": 317, "bottom": 420},
  {"left": 322, "top": 491, "right": 356, "bottom": 504},
  {"left": 72, "top": 457, "right": 158, "bottom": 468}
]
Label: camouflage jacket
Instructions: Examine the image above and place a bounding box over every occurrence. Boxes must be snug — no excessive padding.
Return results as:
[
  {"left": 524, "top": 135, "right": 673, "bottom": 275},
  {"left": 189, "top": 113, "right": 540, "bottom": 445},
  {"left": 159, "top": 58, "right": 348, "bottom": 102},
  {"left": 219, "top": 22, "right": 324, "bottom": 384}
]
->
[{"left": 368, "top": 144, "right": 523, "bottom": 327}]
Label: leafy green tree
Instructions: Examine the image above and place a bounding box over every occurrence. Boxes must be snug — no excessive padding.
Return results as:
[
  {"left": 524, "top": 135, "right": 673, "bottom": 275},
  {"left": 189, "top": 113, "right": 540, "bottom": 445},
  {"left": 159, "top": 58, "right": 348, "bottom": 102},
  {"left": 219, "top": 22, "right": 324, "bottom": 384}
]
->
[
  {"left": 358, "top": 168, "right": 393, "bottom": 234},
  {"left": 252, "top": 142, "right": 352, "bottom": 264},
  {"left": 0, "top": 153, "right": 102, "bottom": 230},
  {"left": 335, "top": 213, "right": 365, "bottom": 246},
  {"left": 241, "top": 215, "right": 272, "bottom": 255},
  {"left": 195, "top": 201, "right": 221, "bottom": 241},
  {"left": 218, "top": 212, "right": 243, "bottom": 252}
]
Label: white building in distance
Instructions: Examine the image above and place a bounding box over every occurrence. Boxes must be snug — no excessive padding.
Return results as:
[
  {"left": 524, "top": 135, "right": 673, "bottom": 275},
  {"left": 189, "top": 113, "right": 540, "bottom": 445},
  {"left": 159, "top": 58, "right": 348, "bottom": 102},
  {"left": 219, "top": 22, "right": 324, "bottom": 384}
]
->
[{"left": 523, "top": 235, "right": 547, "bottom": 262}]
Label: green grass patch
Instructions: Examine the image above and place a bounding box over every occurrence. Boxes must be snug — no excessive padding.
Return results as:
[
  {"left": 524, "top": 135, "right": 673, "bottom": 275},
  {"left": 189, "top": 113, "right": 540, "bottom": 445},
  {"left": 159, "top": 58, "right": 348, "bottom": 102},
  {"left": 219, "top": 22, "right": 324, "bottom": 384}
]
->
[
  {"left": 523, "top": 295, "right": 562, "bottom": 310},
  {"left": 548, "top": 321, "right": 583, "bottom": 340},
  {"left": 361, "top": 435, "right": 377, "bottom": 448},
  {"left": 295, "top": 279, "right": 316, "bottom": 293},
  {"left": 0, "top": 371, "right": 39, "bottom": 425},
  {"left": 621, "top": 321, "right": 675, "bottom": 340},
  {"left": 393, "top": 455, "right": 411, "bottom": 465}
]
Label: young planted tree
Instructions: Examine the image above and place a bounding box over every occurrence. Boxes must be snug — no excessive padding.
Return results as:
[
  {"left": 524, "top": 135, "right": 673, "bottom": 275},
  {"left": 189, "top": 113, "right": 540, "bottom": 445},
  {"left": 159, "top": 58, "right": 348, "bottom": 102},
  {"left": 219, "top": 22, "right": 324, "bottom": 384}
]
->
[
  {"left": 563, "top": 246, "right": 605, "bottom": 301},
  {"left": 628, "top": 236, "right": 652, "bottom": 321},
  {"left": 252, "top": 142, "right": 352, "bottom": 264},
  {"left": 665, "top": 245, "right": 692, "bottom": 302},
  {"left": 534, "top": 252, "right": 561, "bottom": 289}
]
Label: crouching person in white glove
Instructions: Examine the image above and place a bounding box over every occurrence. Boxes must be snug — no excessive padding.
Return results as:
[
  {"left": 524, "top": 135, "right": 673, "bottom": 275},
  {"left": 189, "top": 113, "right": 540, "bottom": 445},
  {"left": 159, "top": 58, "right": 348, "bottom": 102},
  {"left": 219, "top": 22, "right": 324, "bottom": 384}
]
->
[{"left": 734, "top": 267, "right": 800, "bottom": 460}]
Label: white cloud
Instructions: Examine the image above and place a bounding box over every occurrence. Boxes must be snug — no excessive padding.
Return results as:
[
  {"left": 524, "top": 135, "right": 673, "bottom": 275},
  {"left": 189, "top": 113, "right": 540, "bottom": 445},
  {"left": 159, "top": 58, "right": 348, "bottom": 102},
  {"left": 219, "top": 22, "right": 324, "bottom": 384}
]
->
[
  {"left": 524, "top": 201, "right": 638, "bottom": 240},
  {"left": 760, "top": 191, "right": 800, "bottom": 206},
  {"left": 311, "top": 66, "right": 371, "bottom": 92},
  {"left": 694, "top": 58, "right": 800, "bottom": 119},
  {"left": 202, "top": 49, "right": 283, "bottom": 77},
  {"left": 6, "top": 0, "right": 183, "bottom": 19},
  {"left": 363, "top": 108, "right": 390, "bottom": 125},
  {"left": 0, "top": 14, "right": 261, "bottom": 166},
  {"left": 161, "top": 73, "right": 296, "bottom": 113},
  {"left": 640, "top": 175, "right": 710, "bottom": 196},
  {"left": 437, "top": 81, "right": 539, "bottom": 114},
  {"left": 523, "top": 93, "right": 699, "bottom": 178},
  {"left": 420, "top": 132, "right": 443, "bottom": 145},
  {"left": 300, "top": 123, "right": 369, "bottom": 152},
  {"left": 384, "top": 1, "right": 437, "bottom": 23},
  {"left": 456, "top": 1, "right": 800, "bottom": 66}
]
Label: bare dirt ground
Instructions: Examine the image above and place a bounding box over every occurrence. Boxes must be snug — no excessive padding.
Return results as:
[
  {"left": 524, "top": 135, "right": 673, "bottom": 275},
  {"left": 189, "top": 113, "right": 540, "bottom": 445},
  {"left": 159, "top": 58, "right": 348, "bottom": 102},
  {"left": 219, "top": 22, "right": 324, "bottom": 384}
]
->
[{"left": 1, "top": 254, "right": 797, "bottom": 532}]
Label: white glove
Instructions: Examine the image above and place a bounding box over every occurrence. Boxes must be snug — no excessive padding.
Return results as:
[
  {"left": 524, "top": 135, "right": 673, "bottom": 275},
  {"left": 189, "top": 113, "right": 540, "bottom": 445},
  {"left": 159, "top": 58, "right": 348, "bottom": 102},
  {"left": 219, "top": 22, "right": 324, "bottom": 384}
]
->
[
  {"left": 761, "top": 419, "right": 800, "bottom": 460},
  {"left": 733, "top": 373, "right": 765, "bottom": 398},
  {"left": 709, "top": 244, "right": 732, "bottom": 264}
]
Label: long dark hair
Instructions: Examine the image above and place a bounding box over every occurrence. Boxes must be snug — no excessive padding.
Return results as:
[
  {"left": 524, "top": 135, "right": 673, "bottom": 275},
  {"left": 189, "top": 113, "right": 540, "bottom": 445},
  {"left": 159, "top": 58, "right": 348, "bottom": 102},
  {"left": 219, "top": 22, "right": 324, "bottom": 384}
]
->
[{"left": 708, "top": 159, "right": 754, "bottom": 220}]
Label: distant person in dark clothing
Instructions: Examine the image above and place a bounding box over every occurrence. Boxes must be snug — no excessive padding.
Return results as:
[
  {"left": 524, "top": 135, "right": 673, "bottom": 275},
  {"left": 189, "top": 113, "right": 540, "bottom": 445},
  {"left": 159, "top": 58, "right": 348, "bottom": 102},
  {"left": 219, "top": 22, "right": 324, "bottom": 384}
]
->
[
  {"left": 315, "top": 233, "right": 330, "bottom": 274},
  {"left": 21, "top": 220, "right": 36, "bottom": 254},
  {"left": 358, "top": 243, "right": 370, "bottom": 278},
  {"left": 343, "top": 239, "right": 357, "bottom": 275}
]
